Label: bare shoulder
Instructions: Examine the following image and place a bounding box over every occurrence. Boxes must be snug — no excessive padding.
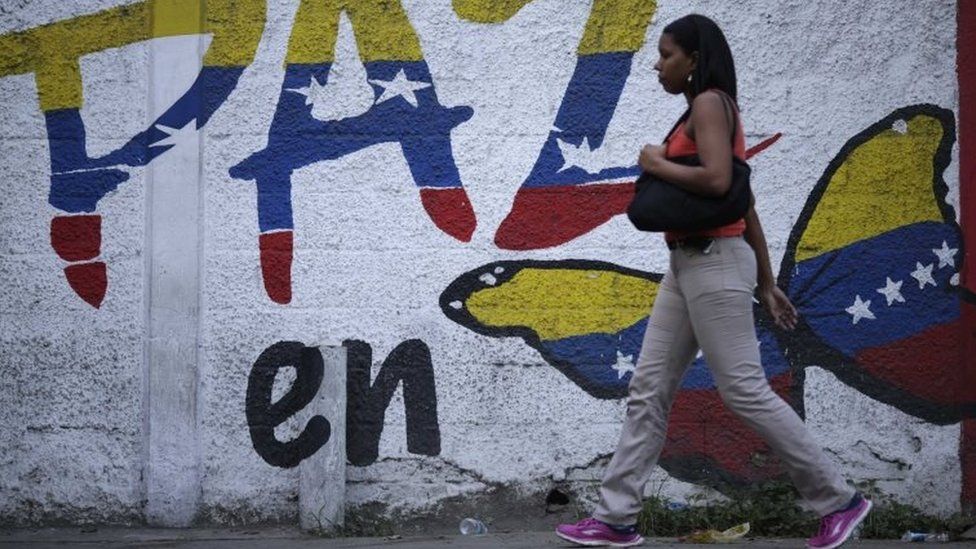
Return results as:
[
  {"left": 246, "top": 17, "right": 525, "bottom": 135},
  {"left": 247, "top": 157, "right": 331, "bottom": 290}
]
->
[
  {"left": 690, "top": 91, "right": 726, "bottom": 117},
  {"left": 689, "top": 91, "right": 734, "bottom": 137}
]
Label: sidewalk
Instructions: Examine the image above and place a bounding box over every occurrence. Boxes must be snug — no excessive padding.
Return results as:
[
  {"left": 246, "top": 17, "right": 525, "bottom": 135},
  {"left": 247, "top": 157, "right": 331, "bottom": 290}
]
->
[{"left": 3, "top": 528, "right": 975, "bottom": 548}]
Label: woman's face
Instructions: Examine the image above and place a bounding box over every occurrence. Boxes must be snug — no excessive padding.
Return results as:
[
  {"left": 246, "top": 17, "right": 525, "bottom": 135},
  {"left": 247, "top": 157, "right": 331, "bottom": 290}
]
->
[{"left": 654, "top": 33, "right": 696, "bottom": 95}]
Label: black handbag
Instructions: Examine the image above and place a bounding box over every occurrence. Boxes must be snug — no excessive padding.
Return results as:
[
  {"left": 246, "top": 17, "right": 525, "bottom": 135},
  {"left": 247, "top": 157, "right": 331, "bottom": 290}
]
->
[{"left": 627, "top": 92, "right": 751, "bottom": 232}]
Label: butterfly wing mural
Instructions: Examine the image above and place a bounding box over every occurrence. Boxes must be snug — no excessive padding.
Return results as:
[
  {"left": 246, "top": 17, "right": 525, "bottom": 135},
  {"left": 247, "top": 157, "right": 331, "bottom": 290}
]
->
[
  {"left": 441, "top": 104, "right": 972, "bottom": 488},
  {"left": 441, "top": 260, "right": 660, "bottom": 399},
  {"left": 440, "top": 259, "right": 795, "bottom": 486},
  {"left": 778, "top": 104, "right": 974, "bottom": 424}
]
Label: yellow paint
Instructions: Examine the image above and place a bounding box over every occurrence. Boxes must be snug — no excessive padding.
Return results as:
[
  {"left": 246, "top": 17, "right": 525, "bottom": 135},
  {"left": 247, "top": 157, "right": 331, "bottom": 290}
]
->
[
  {"left": 796, "top": 115, "right": 946, "bottom": 262},
  {"left": 286, "top": 0, "right": 422, "bottom": 65},
  {"left": 202, "top": 0, "right": 266, "bottom": 67},
  {"left": 344, "top": 0, "right": 423, "bottom": 63},
  {"left": 0, "top": 0, "right": 264, "bottom": 111},
  {"left": 151, "top": 0, "right": 204, "bottom": 38},
  {"left": 452, "top": 0, "right": 535, "bottom": 23},
  {"left": 452, "top": 0, "right": 655, "bottom": 55},
  {"left": 578, "top": 0, "right": 656, "bottom": 55},
  {"left": 286, "top": 0, "right": 341, "bottom": 64},
  {"left": 466, "top": 267, "right": 657, "bottom": 341}
]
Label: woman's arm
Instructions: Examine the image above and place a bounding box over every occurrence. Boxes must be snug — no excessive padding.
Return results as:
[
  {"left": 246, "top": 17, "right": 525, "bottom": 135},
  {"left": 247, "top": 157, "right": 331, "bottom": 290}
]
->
[
  {"left": 638, "top": 91, "right": 733, "bottom": 196},
  {"left": 743, "top": 202, "right": 776, "bottom": 290},
  {"left": 744, "top": 201, "right": 798, "bottom": 330}
]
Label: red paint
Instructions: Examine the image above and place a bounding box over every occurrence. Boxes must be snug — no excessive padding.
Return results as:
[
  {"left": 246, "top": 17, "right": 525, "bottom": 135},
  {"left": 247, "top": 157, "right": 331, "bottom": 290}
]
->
[
  {"left": 419, "top": 187, "right": 476, "bottom": 242},
  {"left": 962, "top": 419, "right": 976, "bottom": 514},
  {"left": 745, "top": 133, "right": 783, "bottom": 160},
  {"left": 64, "top": 262, "right": 106, "bottom": 308},
  {"left": 963, "top": 300, "right": 976, "bottom": 512},
  {"left": 260, "top": 231, "right": 293, "bottom": 305},
  {"left": 661, "top": 373, "right": 795, "bottom": 483},
  {"left": 961, "top": 0, "right": 976, "bottom": 290},
  {"left": 51, "top": 215, "right": 101, "bottom": 262},
  {"left": 494, "top": 182, "right": 635, "bottom": 250},
  {"left": 494, "top": 136, "right": 782, "bottom": 250},
  {"left": 855, "top": 321, "right": 971, "bottom": 405},
  {"left": 959, "top": 0, "right": 976, "bottom": 510}
]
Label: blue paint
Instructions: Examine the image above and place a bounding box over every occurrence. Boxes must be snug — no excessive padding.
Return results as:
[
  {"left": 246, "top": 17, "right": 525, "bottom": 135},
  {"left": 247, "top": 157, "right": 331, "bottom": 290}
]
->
[
  {"left": 542, "top": 316, "right": 790, "bottom": 395},
  {"left": 48, "top": 169, "right": 129, "bottom": 213},
  {"left": 521, "top": 52, "right": 641, "bottom": 189},
  {"left": 789, "top": 222, "right": 960, "bottom": 357},
  {"left": 44, "top": 66, "right": 243, "bottom": 212},
  {"left": 230, "top": 60, "right": 474, "bottom": 233}
]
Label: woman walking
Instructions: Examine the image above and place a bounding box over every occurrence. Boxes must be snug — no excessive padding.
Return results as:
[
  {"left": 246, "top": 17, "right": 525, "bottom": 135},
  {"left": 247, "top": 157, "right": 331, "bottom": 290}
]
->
[{"left": 555, "top": 14, "right": 871, "bottom": 549}]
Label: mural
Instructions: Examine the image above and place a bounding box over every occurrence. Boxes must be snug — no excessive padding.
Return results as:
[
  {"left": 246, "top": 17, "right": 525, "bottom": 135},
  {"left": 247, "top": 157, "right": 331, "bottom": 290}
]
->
[
  {"left": 0, "top": 0, "right": 264, "bottom": 307},
  {"left": 345, "top": 339, "right": 440, "bottom": 467},
  {"left": 958, "top": 0, "right": 976, "bottom": 512},
  {"left": 246, "top": 341, "right": 334, "bottom": 468},
  {"left": 247, "top": 339, "right": 440, "bottom": 469},
  {"left": 780, "top": 105, "right": 968, "bottom": 424},
  {"left": 468, "top": 0, "right": 776, "bottom": 251},
  {"left": 442, "top": 105, "right": 974, "bottom": 487},
  {"left": 0, "top": 0, "right": 970, "bottom": 523},
  {"left": 230, "top": 0, "right": 477, "bottom": 304},
  {"left": 474, "top": 0, "right": 655, "bottom": 251}
]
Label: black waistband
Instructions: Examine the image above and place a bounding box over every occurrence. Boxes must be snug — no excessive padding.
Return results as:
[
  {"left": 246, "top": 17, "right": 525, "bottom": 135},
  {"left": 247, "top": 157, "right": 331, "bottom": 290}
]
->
[{"left": 666, "top": 236, "right": 714, "bottom": 251}]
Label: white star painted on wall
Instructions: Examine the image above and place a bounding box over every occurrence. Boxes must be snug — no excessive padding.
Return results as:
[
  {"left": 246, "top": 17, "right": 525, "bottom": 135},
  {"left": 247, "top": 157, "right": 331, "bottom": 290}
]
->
[
  {"left": 149, "top": 119, "right": 198, "bottom": 148},
  {"left": 557, "top": 137, "right": 605, "bottom": 174},
  {"left": 875, "top": 277, "right": 905, "bottom": 306},
  {"left": 611, "top": 350, "right": 635, "bottom": 379},
  {"left": 910, "top": 262, "right": 936, "bottom": 290},
  {"left": 287, "top": 76, "right": 328, "bottom": 106},
  {"left": 846, "top": 295, "right": 875, "bottom": 325},
  {"left": 287, "top": 13, "right": 375, "bottom": 122},
  {"left": 932, "top": 241, "right": 957, "bottom": 269},
  {"left": 368, "top": 69, "right": 431, "bottom": 107}
]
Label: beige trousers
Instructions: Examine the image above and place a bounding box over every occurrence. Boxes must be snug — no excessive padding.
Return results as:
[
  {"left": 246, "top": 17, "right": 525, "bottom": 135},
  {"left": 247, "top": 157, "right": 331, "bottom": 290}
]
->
[{"left": 593, "top": 236, "right": 853, "bottom": 525}]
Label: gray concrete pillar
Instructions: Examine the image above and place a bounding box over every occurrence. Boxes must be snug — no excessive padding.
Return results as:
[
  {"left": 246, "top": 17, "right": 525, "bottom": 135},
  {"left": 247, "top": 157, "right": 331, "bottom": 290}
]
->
[
  {"left": 299, "top": 346, "right": 347, "bottom": 532},
  {"left": 144, "top": 25, "right": 206, "bottom": 527}
]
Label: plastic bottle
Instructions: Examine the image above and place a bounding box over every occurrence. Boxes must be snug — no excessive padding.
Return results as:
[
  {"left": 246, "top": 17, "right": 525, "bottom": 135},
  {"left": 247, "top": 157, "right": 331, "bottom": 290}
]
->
[
  {"left": 901, "top": 531, "right": 948, "bottom": 542},
  {"left": 666, "top": 501, "right": 689, "bottom": 511},
  {"left": 459, "top": 518, "right": 488, "bottom": 536}
]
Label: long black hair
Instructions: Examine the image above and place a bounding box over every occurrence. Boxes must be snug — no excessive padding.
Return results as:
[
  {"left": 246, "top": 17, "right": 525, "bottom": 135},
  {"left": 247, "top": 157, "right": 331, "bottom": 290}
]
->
[{"left": 663, "top": 14, "right": 738, "bottom": 103}]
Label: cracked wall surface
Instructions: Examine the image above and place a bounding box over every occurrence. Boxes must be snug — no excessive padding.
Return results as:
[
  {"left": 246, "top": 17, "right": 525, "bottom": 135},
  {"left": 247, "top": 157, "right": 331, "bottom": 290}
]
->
[{"left": 0, "top": 0, "right": 972, "bottom": 526}]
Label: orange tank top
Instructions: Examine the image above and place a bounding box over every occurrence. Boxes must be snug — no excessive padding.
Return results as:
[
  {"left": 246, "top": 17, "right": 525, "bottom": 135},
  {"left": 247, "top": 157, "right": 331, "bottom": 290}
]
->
[{"left": 663, "top": 97, "right": 747, "bottom": 242}]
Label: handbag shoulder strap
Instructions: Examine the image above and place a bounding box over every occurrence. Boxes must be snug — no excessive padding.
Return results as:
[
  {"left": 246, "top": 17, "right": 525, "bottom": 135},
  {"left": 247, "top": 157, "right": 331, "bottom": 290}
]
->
[
  {"left": 713, "top": 90, "right": 739, "bottom": 146},
  {"left": 661, "top": 109, "right": 691, "bottom": 145}
]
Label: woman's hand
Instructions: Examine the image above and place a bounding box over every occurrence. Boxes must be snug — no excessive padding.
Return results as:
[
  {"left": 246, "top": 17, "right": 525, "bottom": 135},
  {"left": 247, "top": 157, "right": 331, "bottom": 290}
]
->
[
  {"left": 758, "top": 284, "right": 798, "bottom": 331},
  {"left": 638, "top": 144, "right": 667, "bottom": 174}
]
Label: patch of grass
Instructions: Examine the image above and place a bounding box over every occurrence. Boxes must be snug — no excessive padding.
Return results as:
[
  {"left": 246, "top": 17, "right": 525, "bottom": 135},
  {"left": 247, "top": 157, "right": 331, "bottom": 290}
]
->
[
  {"left": 637, "top": 481, "right": 974, "bottom": 540},
  {"left": 856, "top": 482, "right": 972, "bottom": 540},
  {"left": 637, "top": 481, "right": 816, "bottom": 538}
]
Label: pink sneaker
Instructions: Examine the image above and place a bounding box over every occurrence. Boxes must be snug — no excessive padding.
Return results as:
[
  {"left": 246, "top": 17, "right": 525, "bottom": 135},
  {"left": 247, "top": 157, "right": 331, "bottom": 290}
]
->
[
  {"left": 555, "top": 517, "right": 644, "bottom": 547},
  {"left": 808, "top": 494, "right": 872, "bottom": 549}
]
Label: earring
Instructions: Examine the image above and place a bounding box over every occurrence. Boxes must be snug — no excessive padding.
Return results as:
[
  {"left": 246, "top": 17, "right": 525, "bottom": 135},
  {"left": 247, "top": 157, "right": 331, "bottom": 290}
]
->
[{"left": 687, "top": 73, "right": 693, "bottom": 84}]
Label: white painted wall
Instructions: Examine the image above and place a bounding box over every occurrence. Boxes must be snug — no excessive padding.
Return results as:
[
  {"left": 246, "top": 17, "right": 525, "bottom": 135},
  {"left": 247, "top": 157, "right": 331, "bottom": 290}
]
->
[{"left": 0, "top": 0, "right": 964, "bottom": 526}]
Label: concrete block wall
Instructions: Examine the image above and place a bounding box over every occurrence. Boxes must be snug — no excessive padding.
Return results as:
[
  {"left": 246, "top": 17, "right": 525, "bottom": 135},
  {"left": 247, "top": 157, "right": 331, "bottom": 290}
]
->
[{"left": 1, "top": 0, "right": 973, "bottom": 526}]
